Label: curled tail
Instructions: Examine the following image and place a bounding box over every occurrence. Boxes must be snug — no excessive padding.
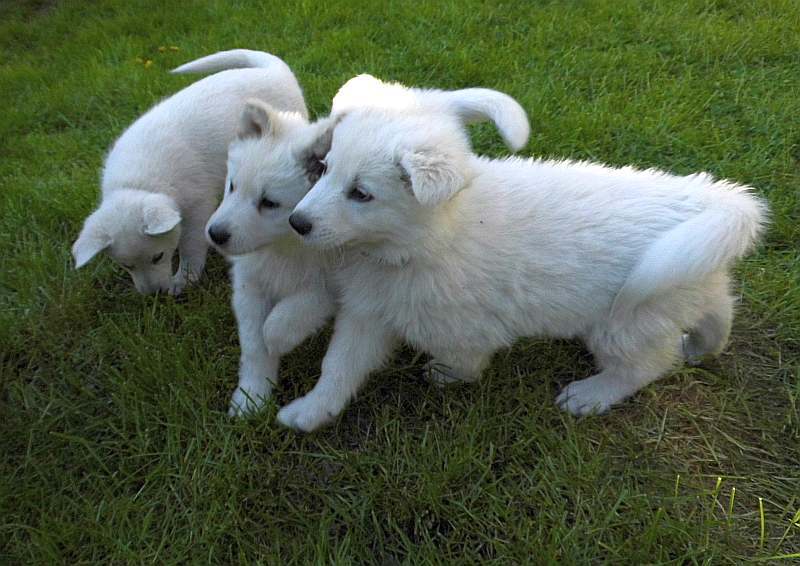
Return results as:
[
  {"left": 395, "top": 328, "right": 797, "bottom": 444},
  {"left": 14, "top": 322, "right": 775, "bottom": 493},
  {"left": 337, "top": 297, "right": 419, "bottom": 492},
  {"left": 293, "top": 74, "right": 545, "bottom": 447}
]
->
[
  {"left": 437, "top": 88, "right": 530, "bottom": 152},
  {"left": 610, "top": 180, "right": 768, "bottom": 320},
  {"left": 332, "top": 74, "right": 530, "bottom": 151},
  {"left": 171, "top": 49, "right": 290, "bottom": 74}
]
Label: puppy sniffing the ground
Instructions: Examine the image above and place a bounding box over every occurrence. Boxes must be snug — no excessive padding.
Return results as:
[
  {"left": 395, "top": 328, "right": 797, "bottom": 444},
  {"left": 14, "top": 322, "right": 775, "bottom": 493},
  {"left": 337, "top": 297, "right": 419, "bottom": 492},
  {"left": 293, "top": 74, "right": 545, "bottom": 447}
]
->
[
  {"left": 279, "top": 78, "right": 768, "bottom": 432},
  {"left": 211, "top": 76, "right": 529, "bottom": 416},
  {"left": 72, "top": 49, "right": 307, "bottom": 294}
]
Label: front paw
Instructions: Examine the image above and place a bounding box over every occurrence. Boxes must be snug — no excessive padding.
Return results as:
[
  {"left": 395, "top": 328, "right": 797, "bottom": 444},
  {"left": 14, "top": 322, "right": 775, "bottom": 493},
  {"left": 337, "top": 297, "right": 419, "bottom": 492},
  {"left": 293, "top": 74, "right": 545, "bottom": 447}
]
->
[
  {"left": 169, "top": 274, "right": 187, "bottom": 296},
  {"left": 276, "top": 394, "right": 338, "bottom": 432},
  {"left": 228, "top": 385, "right": 271, "bottom": 417}
]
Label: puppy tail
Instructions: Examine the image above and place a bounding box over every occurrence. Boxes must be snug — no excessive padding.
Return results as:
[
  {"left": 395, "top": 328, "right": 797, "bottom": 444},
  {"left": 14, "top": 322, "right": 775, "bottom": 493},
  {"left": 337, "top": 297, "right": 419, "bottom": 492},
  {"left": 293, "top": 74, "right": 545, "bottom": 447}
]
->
[
  {"left": 440, "top": 88, "right": 531, "bottom": 152},
  {"left": 610, "top": 178, "right": 768, "bottom": 321},
  {"left": 331, "top": 75, "right": 530, "bottom": 152},
  {"left": 171, "top": 49, "right": 291, "bottom": 74}
]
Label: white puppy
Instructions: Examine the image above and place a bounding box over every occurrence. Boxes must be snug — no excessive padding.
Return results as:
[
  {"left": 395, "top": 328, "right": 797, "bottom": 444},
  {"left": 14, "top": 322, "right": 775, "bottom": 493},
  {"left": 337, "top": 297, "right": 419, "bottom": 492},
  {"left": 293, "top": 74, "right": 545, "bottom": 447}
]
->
[
  {"left": 206, "top": 101, "right": 337, "bottom": 416},
  {"left": 72, "top": 49, "right": 307, "bottom": 294},
  {"left": 281, "top": 79, "right": 768, "bottom": 432},
  {"left": 209, "top": 76, "right": 529, "bottom": 416}
]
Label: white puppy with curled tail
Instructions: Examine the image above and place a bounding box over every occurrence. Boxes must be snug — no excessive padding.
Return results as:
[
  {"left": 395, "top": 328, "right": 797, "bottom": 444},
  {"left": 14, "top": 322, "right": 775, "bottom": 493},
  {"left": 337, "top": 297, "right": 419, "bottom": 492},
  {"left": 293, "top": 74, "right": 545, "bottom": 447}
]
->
[
  {"left": 212, "top": 75, "right": 530, "bottom": 417},
  {"left": 281, "top": 79, "right": 768, "bottom": 432},
  {"left": 72, "top": 49, "right": 307, "bottom": 295}
]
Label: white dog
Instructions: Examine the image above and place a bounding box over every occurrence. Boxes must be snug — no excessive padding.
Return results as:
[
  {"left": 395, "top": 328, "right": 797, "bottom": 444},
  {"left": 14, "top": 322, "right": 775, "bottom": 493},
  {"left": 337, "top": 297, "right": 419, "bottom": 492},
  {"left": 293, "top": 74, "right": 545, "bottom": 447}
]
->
[
  {"left": 209, "top": 76, "right": 529, "bottom": 416},
  {"left": 71, "top": 49, "right": 307, "bottom": 294},
  {"left": 279, "top": 78, "right": 768, "bottom": 432},
  {"left": 206, "top": 101, "right": 337, "bottom": 416}
]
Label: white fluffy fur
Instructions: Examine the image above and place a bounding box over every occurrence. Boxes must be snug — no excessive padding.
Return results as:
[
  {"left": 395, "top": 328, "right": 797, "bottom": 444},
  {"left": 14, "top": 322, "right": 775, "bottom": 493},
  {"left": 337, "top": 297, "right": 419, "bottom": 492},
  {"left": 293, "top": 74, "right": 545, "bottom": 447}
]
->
[
  {"left": 281, "top": 85, "right": 768, "bottom": 431},
  {"left": 205, "top": 101, "right": 337, "bottom": 416},
  {"left": 215, "top": 75, "right": 530, "bottom": 417},
  {"left": 72, "top": 49, "right": 307, "bottom": 294}
]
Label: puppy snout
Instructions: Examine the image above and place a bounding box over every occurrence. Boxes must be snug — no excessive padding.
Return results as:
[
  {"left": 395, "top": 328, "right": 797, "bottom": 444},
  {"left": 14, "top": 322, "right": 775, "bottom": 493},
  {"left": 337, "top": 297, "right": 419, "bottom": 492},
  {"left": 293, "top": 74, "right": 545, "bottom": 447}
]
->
[
  {"left": 289, "top": 213, "right": 313, "bottom": 236},
  {"left": 208, "top": 224, "right": 231, "bottom": 246}
]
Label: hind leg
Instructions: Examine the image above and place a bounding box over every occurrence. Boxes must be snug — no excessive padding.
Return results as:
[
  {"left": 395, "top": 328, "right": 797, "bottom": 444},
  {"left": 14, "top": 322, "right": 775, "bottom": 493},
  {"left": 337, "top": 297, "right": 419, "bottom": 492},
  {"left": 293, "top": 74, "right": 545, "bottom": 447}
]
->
[
  {"left": 556, "top": 343, "right": 681, "bottom": 416},
  {"left": 557, "top": 309, "right": 685, "bottom": 415},
  {"left": 682, "top": 279, "right": 733, "bottom": 365}
]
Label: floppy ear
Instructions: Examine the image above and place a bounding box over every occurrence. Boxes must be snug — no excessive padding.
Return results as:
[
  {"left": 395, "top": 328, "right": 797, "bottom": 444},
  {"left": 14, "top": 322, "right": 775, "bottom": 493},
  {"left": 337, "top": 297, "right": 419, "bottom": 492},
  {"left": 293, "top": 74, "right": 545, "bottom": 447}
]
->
[
  {"left": 72, "top": 213, "right": 111, "bottom": 268},
  {"left": 238, "top": 99, "right": 286, "bottom": 140},
  {"left": 400, "top": 149, "right": 466, "bottom": 207},
  {"left": 143, "top": 202, "right": 181, "bottom": 236}
]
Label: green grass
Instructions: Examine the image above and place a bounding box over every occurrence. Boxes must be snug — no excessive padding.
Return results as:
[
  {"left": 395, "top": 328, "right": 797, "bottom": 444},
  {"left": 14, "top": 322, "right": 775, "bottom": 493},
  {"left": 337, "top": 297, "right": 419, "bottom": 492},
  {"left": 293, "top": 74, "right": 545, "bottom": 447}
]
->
[{"left": 1, "top": 0, "right": 799, "bottom": 562}]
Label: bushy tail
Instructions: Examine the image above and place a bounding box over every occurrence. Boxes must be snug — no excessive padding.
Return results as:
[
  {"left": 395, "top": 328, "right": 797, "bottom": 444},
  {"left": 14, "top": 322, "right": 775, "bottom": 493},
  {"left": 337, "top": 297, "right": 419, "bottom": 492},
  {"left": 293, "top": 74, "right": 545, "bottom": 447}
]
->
[
  {"left": 437, "top": 88, "right": 530, "bottom": 151},
  {"left": 171, "top": 49, "right": 290, "bottom": 74},
  {"left": 610, "top": 180, "right": 768, "bottom": 320},
  {"left": 332, "top": 74, "right": 530, "bottom": 151}
]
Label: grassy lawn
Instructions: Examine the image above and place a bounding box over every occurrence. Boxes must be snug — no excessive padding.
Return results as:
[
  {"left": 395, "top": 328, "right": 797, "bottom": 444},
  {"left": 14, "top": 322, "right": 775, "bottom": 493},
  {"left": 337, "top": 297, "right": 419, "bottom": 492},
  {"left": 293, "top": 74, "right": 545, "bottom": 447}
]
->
[{"left": 1, "top": 0, "right": 799, "bottom": 562}]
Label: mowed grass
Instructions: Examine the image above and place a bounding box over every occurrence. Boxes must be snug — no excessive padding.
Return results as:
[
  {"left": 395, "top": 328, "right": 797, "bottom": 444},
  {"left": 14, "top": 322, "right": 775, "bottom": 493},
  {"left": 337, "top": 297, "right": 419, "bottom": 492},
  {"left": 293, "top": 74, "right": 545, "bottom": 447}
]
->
[{"left": 1, "top": 0, "right": 798, "bottom": 562}]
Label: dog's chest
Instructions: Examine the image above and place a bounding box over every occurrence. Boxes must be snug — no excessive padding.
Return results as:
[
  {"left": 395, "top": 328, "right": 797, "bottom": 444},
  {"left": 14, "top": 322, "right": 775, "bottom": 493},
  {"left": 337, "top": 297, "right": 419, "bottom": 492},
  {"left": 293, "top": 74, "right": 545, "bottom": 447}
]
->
[{"left": 234, "top": 251, "right": 326, "bottom": 302}]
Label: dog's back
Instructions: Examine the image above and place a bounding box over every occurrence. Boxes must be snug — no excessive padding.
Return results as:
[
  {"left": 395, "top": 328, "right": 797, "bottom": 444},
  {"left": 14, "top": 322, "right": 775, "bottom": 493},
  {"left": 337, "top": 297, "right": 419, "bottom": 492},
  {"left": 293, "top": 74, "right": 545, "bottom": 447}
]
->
[{"left": 102, "top": 51, "right": 307, "bottom": 200}]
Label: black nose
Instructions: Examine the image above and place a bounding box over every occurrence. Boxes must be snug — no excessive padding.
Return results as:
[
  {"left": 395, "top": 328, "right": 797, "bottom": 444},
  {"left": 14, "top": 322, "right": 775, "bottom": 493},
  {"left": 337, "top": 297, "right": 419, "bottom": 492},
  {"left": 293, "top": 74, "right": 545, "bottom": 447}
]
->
[
  {"left": 208, "top": 224, "right": 230, "bottom": 246},
  {"left": 289, "top": 213, "right": 313, "bottom": 236}
]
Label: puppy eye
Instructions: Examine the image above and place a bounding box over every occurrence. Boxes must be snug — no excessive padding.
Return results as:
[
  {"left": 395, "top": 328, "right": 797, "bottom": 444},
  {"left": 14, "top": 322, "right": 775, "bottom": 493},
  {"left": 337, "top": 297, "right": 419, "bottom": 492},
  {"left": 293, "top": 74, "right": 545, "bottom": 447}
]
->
[
  {"left": 229, "top": 182, "right": 235, "bottom": 193},
  {"left": 151, "top": 252, "right": 164, "bottom": 265},
  {"left": 258, "top": 197, "right": 279, "bottom": 211},
  {"left": 347, "top": 185, "right": 373, "bottom": 203}
]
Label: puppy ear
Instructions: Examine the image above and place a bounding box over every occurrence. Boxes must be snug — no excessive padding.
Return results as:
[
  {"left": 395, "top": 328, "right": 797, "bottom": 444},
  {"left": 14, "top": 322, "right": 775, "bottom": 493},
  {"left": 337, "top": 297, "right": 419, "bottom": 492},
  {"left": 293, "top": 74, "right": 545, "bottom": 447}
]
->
[
  {"left": 442, "top": 88, "right": 530, "bottom": 151},
  {"left": 72, "top": 213, "right": 111, "bottom": 268},
  {"left": 296, "top": 115, "right": 341, "bottom": 183},
  {"left": 143, "top": 202, "right": 181, "bottom": 236},
  {"left": 238, "top": 99, "right": 285, "bottom": 140},
  {"left": 400, "top": 149, "right": 466, "bottom": 207}
]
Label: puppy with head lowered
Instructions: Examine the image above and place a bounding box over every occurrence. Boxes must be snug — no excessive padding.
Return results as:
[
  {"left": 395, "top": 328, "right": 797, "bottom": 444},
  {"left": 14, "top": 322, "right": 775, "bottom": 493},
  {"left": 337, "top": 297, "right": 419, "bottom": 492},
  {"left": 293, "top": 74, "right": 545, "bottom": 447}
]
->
[
  {"left": 210, "top": 77, "right": 529, "bottom": 416},
  {"left": 280, "top": 77, "right": 768, "bottom": 432},
  {"left": 72, "top": 49, "right": 307, "bottom": 294}
]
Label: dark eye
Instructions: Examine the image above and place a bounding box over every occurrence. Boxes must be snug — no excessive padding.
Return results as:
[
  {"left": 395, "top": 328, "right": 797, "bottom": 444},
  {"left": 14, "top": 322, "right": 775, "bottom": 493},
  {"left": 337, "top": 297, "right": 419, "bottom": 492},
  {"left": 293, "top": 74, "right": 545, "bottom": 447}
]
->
[
  {"left": 151, "top": 252, "right": 164, "bottom": 265},
  {"left": 347, "top": 185, "right": 373, "bottom": 202},
  {"left": 258, "top": 197, "right": 279, "bottom": 211},
  {"left": 229, "top": 182, "right": 235, "bottom": 193}
]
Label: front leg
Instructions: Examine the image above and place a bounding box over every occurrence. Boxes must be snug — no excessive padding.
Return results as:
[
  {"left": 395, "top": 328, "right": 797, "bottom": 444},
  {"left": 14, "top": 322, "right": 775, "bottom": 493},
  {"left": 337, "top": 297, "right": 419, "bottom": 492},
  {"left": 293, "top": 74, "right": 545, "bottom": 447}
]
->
[
  {"left": 228, "top": 277, "right": 278, "bottom": 417},
  {"left": 171, "top": 212, "right": 211, "bottom": 295},
  {"left": 276, "top": 310, "right": 396, "bottom": 432},
  {"left": 262, "top": 289, "right": 335, "bottom": 357}
]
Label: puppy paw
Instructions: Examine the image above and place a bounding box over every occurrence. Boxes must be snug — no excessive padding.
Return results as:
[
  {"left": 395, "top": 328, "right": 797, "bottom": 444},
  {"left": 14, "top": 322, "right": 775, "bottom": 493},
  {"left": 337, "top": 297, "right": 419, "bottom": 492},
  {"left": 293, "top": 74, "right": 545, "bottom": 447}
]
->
[
  {"left": 276, "top": 394, "right": 337, "bottom": 432},
  {"left": 556, "top": 374, "right": 627, "bottom": 416},
  {"left": 681, "top": 333, "right": 704, "bottom": 367},
  {"left": 169, "top": 274, "right": 187, "bottom": 296},
  {"left": 228, "top": 386, "right": 271, "bottom": 417}
]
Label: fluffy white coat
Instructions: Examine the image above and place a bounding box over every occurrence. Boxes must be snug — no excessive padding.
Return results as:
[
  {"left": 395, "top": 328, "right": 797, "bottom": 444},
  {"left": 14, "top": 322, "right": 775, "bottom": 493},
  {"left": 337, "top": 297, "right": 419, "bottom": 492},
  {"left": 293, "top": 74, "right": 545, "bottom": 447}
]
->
[
  {"left": 210, "top": 76, "right": 530, "bottom": 416},
  {"left": 206, "top": 100, "right": 336, "bottom": 415},
  {"left": 280, "top": 79, "right": 768, "bottom": 432},
  {"left": 72, "top": 49, "right": 307, "bottom": 294}
]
